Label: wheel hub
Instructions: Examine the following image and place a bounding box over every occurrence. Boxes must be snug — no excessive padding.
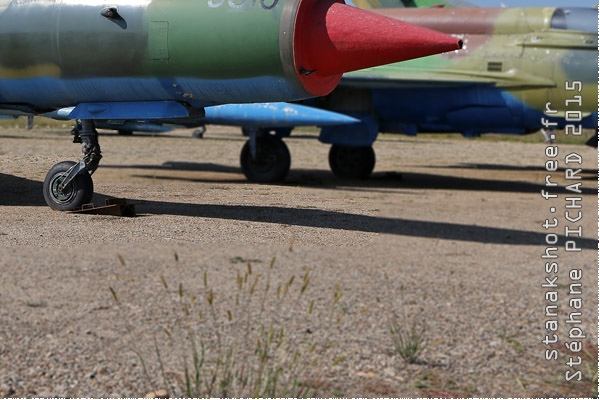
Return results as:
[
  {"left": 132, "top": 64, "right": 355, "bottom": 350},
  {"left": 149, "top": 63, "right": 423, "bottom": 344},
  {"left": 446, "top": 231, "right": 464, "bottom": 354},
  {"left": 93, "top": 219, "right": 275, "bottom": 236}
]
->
[{"left": 49, "top": 174, "right": 75, "bottom": 204}]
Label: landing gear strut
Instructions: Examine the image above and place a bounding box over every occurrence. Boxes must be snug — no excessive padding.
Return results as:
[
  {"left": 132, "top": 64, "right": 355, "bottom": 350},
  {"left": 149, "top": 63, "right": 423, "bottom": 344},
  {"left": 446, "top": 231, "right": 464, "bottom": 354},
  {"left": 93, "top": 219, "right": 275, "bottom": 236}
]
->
[
  {"left": 192, "top": 125, "right": 206, "bottom": 139},
  {"left": 240, "top": 128, "right": 290, "bottom": 183},
  {"left": 328, "top": 144, "right": 375, "bottom": 179},
  {"left": 43, "top": 120, "right": 101, "bottom": 211}
]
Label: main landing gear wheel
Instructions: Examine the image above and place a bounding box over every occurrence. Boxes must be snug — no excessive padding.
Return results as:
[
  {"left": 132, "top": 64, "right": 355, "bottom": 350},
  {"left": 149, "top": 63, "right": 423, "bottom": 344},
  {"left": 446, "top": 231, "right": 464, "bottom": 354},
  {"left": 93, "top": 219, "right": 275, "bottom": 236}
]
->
[
  {"left": 43, "top": 161, "right": 94, "bottom": 211},
  {"left": 328, "top": 144, "right": 375, "bottom": 179},
  {"left": 240, "top": 135, "right": 291, "bottom": 183}
]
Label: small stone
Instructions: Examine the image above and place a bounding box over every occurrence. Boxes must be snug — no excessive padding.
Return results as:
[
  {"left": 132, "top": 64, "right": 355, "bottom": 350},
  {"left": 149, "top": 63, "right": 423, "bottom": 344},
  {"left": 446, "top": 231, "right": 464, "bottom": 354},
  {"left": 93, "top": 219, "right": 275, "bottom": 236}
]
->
[{"left": 145, "top": 389, "right": 169, "bottom": 398}]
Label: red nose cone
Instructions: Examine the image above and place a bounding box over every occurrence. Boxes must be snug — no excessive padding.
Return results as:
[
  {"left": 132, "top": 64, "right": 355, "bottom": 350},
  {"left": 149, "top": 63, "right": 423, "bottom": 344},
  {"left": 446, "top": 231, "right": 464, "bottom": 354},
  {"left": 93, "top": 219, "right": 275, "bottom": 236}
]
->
[{"left": 294, "top": 0, "right": 462, "bottom": 96}]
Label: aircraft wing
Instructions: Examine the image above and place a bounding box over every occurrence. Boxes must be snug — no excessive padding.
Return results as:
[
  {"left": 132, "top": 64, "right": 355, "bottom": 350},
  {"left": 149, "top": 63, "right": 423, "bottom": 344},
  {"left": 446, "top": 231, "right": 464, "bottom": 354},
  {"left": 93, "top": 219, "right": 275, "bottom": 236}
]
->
[{"left": 341, "top": 67, "right": 557, "bottom": 90}]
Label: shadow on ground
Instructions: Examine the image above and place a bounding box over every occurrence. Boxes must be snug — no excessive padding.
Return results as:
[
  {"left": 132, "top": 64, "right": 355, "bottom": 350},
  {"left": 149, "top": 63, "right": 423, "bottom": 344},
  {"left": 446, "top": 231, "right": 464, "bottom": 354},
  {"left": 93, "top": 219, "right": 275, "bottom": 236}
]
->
[
  {"left": 0, "top": 173, "right": 46, "bottom": 206},
  {"left": 2, "top": 168, "right": 596, "bottom": 249},
  {"left": 101, "top": 160, "right": 597, "bottom": 195},
  {"left": 129, "top": 199, "right": 597, "bottom": 249}
]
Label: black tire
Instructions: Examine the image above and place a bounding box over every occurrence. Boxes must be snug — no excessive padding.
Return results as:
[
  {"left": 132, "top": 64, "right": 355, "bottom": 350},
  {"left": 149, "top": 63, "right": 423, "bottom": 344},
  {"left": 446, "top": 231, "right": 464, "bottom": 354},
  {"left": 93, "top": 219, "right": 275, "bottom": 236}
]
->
[
  {"left": 43, "top": 161, "right": 94, "bottom": 211},
  {"left": 328, "top": 144, "right": 375, "bottom": 179},
  {"left": 117, "top": 129, "right": 133, "bottom": 135},
  {"left": 240, "top": 135, "right": 291, "bottom": 182}
]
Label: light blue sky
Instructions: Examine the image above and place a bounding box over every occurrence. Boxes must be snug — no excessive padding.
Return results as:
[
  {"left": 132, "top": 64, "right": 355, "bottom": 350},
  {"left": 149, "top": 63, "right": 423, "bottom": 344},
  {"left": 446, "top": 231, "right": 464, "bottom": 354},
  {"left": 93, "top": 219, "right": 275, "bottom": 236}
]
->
[{"left": 471, "top": 0, "right": 598, "bottom": 7}]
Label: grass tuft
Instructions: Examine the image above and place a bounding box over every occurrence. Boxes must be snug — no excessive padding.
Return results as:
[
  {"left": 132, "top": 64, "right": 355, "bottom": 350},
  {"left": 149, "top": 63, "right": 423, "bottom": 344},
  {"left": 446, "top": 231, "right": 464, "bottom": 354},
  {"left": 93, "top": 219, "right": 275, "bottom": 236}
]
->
[
  {"left": 389, "top": 317, "right": 427, "bottom": 364},
  {"left": 111, "top": 256, "right": 336, "bottom": 398}
]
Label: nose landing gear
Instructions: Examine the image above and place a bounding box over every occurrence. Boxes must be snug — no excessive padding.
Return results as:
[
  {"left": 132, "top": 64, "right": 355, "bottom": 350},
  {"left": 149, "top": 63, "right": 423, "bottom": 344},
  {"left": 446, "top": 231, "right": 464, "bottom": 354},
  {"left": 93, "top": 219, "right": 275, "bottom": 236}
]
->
[{"left": 42, "top": 120, "right": 101, "bottom": 211}]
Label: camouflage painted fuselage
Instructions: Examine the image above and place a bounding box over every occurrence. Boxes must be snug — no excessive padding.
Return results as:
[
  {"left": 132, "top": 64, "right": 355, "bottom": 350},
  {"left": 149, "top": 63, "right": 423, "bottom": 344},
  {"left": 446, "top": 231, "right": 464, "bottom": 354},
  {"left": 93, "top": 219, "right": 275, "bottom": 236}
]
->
[
  {"left": 0, "top": 0, "right": 309, "bottom": 112},
  {"left": 317, "top": 6, "right": 598, "bottom": 144}
]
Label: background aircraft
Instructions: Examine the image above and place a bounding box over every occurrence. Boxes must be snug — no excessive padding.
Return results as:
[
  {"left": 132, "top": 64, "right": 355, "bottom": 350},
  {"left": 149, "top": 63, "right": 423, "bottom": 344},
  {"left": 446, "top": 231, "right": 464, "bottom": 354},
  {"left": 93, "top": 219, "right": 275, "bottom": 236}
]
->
[
  {"left": 229, "top": 4, "right": 597, "bottom": 181},
  {"left": 0, "top": 0, "right": 461, "bottom": 210},
  {"left": 309, "top": 6, "right": 598, "bottom": 179}
]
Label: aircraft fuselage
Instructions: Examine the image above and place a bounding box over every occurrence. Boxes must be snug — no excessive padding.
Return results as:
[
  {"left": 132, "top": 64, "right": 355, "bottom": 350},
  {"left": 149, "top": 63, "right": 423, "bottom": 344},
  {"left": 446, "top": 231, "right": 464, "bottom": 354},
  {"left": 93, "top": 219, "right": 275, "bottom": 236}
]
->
[{"left": 0, "top": 0, "right": 299, "bottom": 110}]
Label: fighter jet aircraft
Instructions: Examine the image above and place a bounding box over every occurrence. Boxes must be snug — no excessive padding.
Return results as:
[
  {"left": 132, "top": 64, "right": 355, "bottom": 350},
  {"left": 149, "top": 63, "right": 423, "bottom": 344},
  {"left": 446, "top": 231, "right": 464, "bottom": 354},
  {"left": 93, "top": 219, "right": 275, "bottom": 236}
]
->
[
  {"left": 0, "top": 0, "right": 462, "bottom": 210},
  {"left": 314, "top": 6, "right": 599, "bottom": 178},
  {"left": 237, "top": 5, "right": 598, "bottom": 181}
]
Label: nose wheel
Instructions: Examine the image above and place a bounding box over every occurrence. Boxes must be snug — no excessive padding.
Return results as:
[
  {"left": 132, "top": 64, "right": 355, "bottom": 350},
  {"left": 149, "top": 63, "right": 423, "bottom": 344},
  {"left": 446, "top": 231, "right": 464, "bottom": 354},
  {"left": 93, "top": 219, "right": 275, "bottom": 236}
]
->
[
  {"left": 43, "top": 161, "right": 94, "bottom": 211},
  {"left": 42, "top": 120, "right": 101, "bottom": 211}
]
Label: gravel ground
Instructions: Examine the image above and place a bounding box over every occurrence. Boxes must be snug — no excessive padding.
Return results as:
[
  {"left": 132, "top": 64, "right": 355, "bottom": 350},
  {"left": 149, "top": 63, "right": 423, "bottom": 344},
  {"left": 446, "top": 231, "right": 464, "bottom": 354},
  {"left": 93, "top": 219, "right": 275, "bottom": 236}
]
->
[{"left": 0, "top": 124, "right": 598, "bottom": 398}]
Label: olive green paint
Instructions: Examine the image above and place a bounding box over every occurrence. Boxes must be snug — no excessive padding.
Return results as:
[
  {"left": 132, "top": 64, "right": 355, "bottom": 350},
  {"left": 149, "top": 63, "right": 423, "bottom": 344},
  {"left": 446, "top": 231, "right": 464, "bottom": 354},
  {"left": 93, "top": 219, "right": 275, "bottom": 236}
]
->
[
  {"left": 0, "top": 0, "right": 288, "bottom": 80},
  {"left": 142, "top": 0, "right": 286, "bottom": 79}
]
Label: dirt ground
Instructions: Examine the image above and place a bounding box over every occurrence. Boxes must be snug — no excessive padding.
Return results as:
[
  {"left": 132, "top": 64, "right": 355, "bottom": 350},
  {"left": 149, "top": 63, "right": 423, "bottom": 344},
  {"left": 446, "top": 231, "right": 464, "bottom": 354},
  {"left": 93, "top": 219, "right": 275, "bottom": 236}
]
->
[{"left": 0, "top": 124, "right": 598, "bottom": 398}]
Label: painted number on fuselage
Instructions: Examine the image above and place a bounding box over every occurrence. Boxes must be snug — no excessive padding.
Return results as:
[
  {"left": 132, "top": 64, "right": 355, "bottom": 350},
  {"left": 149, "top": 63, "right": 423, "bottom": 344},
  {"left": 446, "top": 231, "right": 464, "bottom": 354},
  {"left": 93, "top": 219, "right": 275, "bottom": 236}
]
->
[{"left": 208, "top": 0, "right": 278, "bottom": 10}]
